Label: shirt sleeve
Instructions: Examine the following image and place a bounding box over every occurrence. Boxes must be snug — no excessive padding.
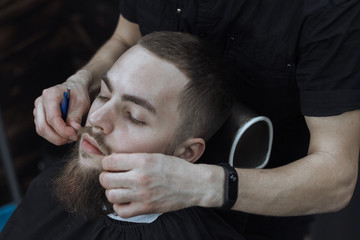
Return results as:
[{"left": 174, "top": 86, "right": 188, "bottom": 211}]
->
[
  {"left": 296, "top": 0, "right": 360, "bottom": 116},
  {"left": 119, "top": 0, "right": 138, "bottom": 24}
]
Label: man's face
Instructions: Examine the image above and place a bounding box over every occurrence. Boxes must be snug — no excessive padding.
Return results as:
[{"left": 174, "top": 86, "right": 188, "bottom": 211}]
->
[
  {"left": 80, "top": 45, "right": 188, "bottom": 169},
  {"left": 53, "top": 45, "right": 189, "bottom": 218}
]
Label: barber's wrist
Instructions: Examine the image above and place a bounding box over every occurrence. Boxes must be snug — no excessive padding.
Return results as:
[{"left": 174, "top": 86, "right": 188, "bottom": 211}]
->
[
  {"left": 195, "top": 164, "right": 226, "bottom": 208},
  {"left": 71, "top": 69, "right": 100, "bottom": 101},
  {"left": 65, "top": 69, "right": 92, "bottom": 89},
  {"left": 75, "top": 69, "right": 93, "bottom": 87}
]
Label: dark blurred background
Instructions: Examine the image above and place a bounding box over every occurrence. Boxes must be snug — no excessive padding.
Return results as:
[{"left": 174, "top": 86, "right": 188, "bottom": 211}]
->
[
  {"left": 0, "top": 0, "right": 118, "bottom": 205},
  {"left": 0, "top": 0, "right": 359, "bottom": 239}
]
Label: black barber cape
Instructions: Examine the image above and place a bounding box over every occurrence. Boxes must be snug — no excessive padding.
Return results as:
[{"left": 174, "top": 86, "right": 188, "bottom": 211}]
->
[{"left": 0, "top": 162, "right": 244, "bottom": 240}]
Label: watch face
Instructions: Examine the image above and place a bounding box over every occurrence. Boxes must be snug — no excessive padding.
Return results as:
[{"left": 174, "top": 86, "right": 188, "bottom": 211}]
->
[{"left": 228, "top": 173, "right": 238, "bottom": 201}]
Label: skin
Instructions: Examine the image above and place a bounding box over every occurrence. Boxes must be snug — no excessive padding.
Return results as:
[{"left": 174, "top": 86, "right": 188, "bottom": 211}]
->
[{"left": 34, "top": 14, "right": 360, "bottom": 218}]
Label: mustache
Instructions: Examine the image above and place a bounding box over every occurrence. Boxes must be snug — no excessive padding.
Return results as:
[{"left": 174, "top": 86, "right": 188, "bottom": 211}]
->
[{"left": 77, "top": 126, "right": 112, "bottom": 155}]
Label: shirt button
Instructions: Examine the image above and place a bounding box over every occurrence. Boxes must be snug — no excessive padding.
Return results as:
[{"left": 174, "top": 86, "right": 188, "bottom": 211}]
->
[{"left": 176, "top": 8, "right": 182, "bottom": 14}]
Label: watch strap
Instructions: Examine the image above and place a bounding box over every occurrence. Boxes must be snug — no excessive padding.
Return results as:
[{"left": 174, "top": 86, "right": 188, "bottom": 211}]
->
[{"left": 218, "top": 163, "right": 238, "bottom": 209}]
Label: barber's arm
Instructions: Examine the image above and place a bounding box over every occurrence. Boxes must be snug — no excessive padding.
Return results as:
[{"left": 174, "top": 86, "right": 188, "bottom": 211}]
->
[
  {"left": 231, "top": 109, "right": 360, "bottom": 215},
  {"left": 100, "top": 109, "right": 360, "bottom": 218},
  {"left": 34, "top": 15, "right": 141, "bottom": 145}
]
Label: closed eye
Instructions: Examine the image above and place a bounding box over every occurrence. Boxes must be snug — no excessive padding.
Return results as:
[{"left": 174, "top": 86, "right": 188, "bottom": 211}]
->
[
  {"left": 96, "top": 94, "right": 110, "bottom": 102},
  {"left": 127, "top": 112, "right": 146, "bottom": 126}
]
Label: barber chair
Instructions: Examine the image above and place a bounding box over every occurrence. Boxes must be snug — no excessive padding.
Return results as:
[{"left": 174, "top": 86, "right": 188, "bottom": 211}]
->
[{"left": 201, "top": 101, "right": 273, "bottom": 169}]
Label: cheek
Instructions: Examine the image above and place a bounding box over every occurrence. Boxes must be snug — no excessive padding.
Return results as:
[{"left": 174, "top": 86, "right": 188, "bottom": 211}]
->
[
  {"left": 136, "top": 128, "right": 176, "bottom": 153},
  {"left": 109, "top": 128, "right": 174, "bottom": 154}
]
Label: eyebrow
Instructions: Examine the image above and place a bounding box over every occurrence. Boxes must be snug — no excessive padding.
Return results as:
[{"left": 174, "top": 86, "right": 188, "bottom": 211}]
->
[
  {"left": 122, "top": 94, "right": 157, "bottom": 115},
  {"left": 101, "top": 73, "right": 157, "bottom": 115},
  {"left": 101, "top": 73, "right": 113, "bottom": 92}
]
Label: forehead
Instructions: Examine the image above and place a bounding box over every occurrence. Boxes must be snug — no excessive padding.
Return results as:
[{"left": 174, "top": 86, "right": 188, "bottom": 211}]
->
[{"left": 107, "top": 45, "right": 188, "bottom": 101}]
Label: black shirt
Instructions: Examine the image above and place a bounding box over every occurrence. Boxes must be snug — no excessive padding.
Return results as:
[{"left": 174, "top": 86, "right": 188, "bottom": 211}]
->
[
  {"left": 119, "top": 0, "right": 360, "bottom": 238},
  {"left": 120, "top": 0, "right": 360, "bottom": 167}
]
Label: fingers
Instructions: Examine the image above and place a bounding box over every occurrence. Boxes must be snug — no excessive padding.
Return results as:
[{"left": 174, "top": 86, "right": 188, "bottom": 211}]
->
[
  {"left": 41, "top": 88, "right": 78, "bottom": 140},
  {"left": 101, "top": 172, "right": 155, "bottom": 217},
  {"left": 100, "top": 154, "right": 159, "bottom": 215},
  {"left": 65, "top": 89, "right": 90, "bottom": 131},
  {"left": 34, "top": 76, "right": 92, "bottom": 145},
  {"left": 102, "top": 153, "right": 158, "bottom": 171},
  {"left": 101, "top": 154, "right": 133, "bottom": 171},
  {"left": 100, "top": 171, "right": 133, "bottom": 189},
  {"left": 105, "top": 188, "right": 134, "bottom": 204},
  {"left": 34, "top": 96, "right": 74, "bottom": 145},
  {"left": 107, "top": 189, "right": 160, "bottom": 218},
  {"left": 113, "top": 202, "right": 154, "bottom": 218}
]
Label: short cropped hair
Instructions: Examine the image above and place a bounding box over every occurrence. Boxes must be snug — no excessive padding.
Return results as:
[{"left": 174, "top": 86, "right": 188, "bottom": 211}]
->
[{"left": 138, "top": 31, "right": 233, "bottom": 143}]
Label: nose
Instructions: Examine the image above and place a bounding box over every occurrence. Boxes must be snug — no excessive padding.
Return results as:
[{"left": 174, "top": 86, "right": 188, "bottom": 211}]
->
[{"left": 87, "top": 103, "right": 114, "bottom": 134}]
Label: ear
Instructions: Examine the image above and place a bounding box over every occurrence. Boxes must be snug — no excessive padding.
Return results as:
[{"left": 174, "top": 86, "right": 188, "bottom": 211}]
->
[{"left": 174, "top": 138, "right": 205, "bottom": 163}]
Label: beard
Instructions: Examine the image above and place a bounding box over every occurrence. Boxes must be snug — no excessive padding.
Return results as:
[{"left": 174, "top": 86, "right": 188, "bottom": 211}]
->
[
  {"left": 52, "top": 128, "right": 113, "bottom": 219},
  {"left": 52, "top": 126, "right": 177, "bottom": 219}
]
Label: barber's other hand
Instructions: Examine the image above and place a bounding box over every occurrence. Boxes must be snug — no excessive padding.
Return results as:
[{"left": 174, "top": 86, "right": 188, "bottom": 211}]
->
[
  {"left": 100, "top": 153, "right": 224, "bottom": 218},
  {"left": 33, "top": 70, "right": 91, "bottom": 145}
]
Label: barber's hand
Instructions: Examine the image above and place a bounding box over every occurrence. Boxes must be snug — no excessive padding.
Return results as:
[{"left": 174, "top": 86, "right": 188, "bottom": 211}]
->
[
  {"left": 99, "top": 153, "right": 224, "bottom": 218},
  {"left": 33, "top": 70, "right": 92, "bottom": 145}
]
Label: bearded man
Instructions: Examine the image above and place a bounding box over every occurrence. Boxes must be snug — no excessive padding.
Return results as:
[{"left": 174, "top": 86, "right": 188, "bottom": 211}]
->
[{"left": 0, "top": 32, "right": 245, "bottom": 240}]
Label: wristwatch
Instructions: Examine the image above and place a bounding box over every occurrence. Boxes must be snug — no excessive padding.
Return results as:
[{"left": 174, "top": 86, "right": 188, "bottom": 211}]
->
[{"left": 218, "top": 163, "right": 238, "bottom": 209}]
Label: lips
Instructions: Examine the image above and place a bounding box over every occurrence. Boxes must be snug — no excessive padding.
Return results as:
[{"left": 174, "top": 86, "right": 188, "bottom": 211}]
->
[{"left": 80, "top": 135, "right": 105, "bottom": 156}]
